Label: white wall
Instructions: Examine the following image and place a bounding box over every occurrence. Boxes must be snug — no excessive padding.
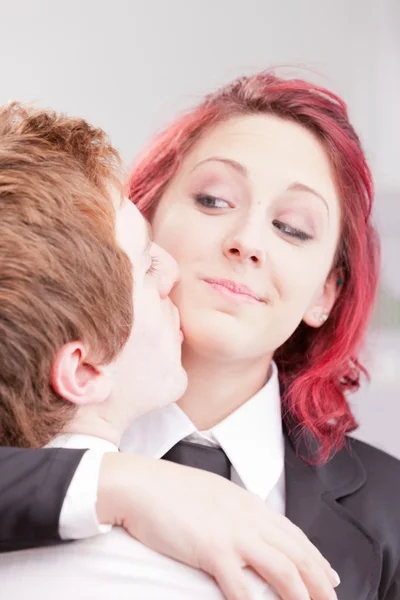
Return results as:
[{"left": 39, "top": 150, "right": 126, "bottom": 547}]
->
[
  {"left": 1, "top": 0, "right": 399, "bottom": 456},
  {"left": 1, "top": 0, "right": 392, "bottom": 185},
  {"left": 374, "top": 0, "right": 400, "bottom": 193}
]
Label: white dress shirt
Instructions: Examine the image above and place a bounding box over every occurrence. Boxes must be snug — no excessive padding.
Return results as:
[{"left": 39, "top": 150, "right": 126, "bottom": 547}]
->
[
  {"left": 0, "top": 363, "right": 284, "bottom": 598},
  {"left": 121, "top": 360, "right": 285, "bottom": 512},
  {"left": 0, "top": 430, "right": 278, "bottom": 599},
  {"left": 59, "top": 361, "right": 285, "bottom": 539}
]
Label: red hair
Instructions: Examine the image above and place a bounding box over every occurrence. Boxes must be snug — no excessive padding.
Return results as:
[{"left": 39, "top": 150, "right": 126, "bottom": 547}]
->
[{"left": 129, "top": 71, "right": 380, "bottom": 462}]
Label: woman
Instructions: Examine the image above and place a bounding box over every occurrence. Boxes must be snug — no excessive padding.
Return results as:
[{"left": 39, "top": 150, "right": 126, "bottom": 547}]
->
[{"left": 125, "top": 71, "right": 400, "bottom": 599}]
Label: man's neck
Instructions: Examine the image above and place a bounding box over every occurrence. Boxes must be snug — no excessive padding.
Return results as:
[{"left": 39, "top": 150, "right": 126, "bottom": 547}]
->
[
  {"left": 62, "top": 406, "right": 122, "bottom": 448},
  {"left": 177, "top": 347, "right": 272, "bottom": 430}
]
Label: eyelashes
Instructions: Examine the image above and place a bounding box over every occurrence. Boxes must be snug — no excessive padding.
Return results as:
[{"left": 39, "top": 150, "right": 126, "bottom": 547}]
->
[
  {"left": 194, "top": 193, "right": 230, "bottom": 209},
  {"left": 272, "top": 220, "right": 313, "bottom": 242},
  {"left": 194, "top": 193, "right": 314, "bottom": 242},
  {"left": 146, "top": 254, "right": 161, "bottom": 276}
]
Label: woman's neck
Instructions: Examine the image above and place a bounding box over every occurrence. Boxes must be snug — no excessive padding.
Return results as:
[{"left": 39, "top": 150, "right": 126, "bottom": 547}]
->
[{"left": 178, "top": 347, "right": 273, "bottom": 430}]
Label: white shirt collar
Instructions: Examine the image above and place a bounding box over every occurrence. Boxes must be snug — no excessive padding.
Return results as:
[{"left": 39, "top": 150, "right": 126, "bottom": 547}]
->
[
  {"left": 45, "top": 433, "right": 118, "bottom": 453},
  {"left": 121, "top": 361, "right": 284, "bottom": 501}
]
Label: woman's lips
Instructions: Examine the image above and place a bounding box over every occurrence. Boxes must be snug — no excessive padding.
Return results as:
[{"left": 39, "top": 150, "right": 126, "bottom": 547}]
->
[{"left": 202, "top": 278, "right": 264, "bottom": 304}]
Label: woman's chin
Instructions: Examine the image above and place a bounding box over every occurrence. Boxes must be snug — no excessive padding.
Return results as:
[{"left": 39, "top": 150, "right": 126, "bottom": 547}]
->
[{"left": 181, "top": 319, "right": 248, "bottom": 362}]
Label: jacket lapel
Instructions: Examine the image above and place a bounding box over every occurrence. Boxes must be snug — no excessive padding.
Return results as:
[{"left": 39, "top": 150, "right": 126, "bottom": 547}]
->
[{"left": 284, "top": 429, "right": 382, "bottom": 600}]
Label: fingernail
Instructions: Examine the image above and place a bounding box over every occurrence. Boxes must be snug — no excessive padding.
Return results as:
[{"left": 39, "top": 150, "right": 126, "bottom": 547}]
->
[{"left": 331, "top": 569, "right": 341, "bottom": 587}]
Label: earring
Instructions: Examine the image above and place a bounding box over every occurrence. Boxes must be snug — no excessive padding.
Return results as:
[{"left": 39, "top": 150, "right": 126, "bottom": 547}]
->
[{"left": 313, "top": 311, "right": 328, "bottom": 324}]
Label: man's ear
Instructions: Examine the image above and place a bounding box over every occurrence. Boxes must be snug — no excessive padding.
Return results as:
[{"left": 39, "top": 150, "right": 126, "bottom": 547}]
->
[
  {"left": 50, "top": 342, "right": 112, "bottom": 406},
  {"left": 303, "top": 271, "right": 343, "bottom": 328}
]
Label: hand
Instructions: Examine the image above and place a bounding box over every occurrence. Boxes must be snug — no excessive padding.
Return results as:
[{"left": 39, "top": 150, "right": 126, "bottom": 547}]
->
[{"left": 97, "top": 452, "right": 340, "bottom": 600}]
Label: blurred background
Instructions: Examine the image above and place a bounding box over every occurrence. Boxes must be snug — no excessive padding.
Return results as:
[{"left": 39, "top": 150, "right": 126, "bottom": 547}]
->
[{"left": 1, "top": 0, "right": 399, "bottom": 456}]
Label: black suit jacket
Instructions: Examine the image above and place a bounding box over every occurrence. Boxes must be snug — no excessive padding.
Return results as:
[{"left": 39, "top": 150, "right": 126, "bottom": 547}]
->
[
  {"left": 1, "top": 435, "right": 400, "bottom": 598},
  {"left": 0, "top": 447, "right": 86, "bottom": 552},
  {"left": 285, "top": 430, "right": 400, "bottom": 599}
]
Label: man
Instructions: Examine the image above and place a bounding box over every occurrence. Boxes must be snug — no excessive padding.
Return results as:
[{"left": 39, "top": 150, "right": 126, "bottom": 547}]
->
[{"left": 0, "top": 103, "right": 336, "bottom": 600}]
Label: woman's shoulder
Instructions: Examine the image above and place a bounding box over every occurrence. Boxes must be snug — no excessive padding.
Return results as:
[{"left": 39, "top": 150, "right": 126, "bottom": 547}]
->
[
  {"left": 335, "top": 437, "right": 400, "bottom": 598},
  {"left": 346, "top": 435, "right": 400, "bottom": 483},
  {"left": 341, "top": 435, "right": 400, "bottom": 534}
]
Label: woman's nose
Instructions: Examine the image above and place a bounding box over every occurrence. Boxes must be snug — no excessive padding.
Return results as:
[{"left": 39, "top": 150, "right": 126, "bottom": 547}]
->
[{"left": 223, "top": 220, "right": 266, "bottom": 266}]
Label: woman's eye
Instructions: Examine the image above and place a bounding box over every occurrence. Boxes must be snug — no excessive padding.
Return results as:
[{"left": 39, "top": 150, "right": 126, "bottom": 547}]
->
[
  {"left": 273, "top": 219, "right": 313, "bottom": 242},
  {"left": 194, "top": 193, "right": 230, "bottom": 209}
]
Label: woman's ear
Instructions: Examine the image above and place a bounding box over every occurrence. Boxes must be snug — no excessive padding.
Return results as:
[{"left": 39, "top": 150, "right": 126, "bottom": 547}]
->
[
  {"left": 303, "top": 271, "right": 343, "bottom": 328},
  {"left": 50, "top": 342, "right": 112, "bottom": 406}
]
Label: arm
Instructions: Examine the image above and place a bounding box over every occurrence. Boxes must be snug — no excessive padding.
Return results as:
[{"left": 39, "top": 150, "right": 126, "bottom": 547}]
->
[
  {"left": 0, "top": 446, "right": 86, "bottom": 551},
  {"left": 1, "top": 447, "right": 339, "bottom": 600},
  {"left": 98, "top": 453, "right": 340, "bottom": 600}
]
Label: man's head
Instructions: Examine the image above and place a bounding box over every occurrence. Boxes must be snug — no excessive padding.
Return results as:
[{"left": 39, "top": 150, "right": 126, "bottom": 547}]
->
[{"left": 0, "top": 103, "right": 186, "bottom": 448}]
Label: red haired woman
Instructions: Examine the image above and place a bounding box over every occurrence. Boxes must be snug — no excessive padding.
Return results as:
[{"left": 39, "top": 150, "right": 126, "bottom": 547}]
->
[{"left": 125, "top": 71, "right": 400, "bottom": 599}]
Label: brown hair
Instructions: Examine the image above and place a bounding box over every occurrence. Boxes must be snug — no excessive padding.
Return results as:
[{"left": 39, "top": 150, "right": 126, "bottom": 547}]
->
[{"left": 0, "top": 103, "right": 133, "bottom": 448}]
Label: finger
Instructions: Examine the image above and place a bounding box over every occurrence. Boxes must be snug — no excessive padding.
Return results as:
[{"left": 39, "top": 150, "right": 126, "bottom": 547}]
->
[
  {"left": 210, "top": 556, "right": 255, "bottom": 600},
  {"left": 242, "top": 543, "right": 311, "bottom": 600},
  {"left": 260, "top": 516, "right": 337, "bottom": 586},
  {"left": 258, "top": 525, "right": 339, "bottom": 596},
  {"left": 246, "top": 544, "right": 337, "bottom": 600},
  {"left": 284, "top": 527, "right": 339, "bottom": 588},
  {"left": 284, "top": 523, "right": 333, "bottom": 575},
  {"left": 298, "top": 561, "right": 339, "bottom": 600}
]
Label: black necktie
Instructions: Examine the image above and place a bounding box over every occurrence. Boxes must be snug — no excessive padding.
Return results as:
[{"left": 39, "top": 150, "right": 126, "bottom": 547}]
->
[{"left": 162, "top": 440, "right": 231, "bottom": 479}]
